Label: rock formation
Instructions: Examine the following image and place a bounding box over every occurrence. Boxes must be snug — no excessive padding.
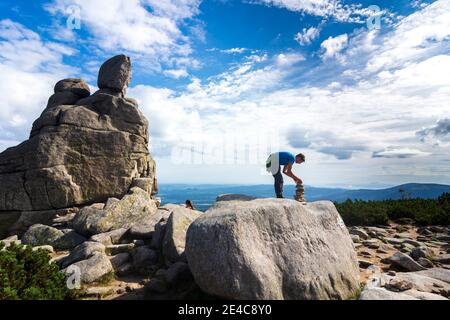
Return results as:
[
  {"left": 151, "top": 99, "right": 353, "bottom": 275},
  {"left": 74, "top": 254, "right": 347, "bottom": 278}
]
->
[
  {"left": 185, "top": 198, "right": 360, "bottom": 300},
  {"left": 0, "top": 55, "right": 157, "bottom": 237}
]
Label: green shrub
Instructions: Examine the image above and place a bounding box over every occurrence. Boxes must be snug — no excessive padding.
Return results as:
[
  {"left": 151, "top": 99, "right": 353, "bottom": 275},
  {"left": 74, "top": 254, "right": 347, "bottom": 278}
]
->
[
  {"left": 335, "top": 192, "right": 450, "bottom": 226},
  {"left": 0, "top": 242, "right": 68, "bottom": 300}
]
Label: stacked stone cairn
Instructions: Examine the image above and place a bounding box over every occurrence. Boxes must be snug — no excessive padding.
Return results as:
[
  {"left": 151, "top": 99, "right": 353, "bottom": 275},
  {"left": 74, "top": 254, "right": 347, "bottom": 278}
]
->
[{"left": 294, "top": 183, "right": 306, "bottom": 203}]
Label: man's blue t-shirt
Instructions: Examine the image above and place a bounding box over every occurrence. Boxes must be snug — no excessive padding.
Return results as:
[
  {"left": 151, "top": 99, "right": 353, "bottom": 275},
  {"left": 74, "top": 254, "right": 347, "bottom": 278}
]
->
[{"left": 276, "top": 152, "right": 295, "bottom": 166}]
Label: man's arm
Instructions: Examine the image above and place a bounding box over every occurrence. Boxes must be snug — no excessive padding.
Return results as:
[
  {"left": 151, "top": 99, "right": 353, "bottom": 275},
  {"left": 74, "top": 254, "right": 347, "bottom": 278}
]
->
[{"left": 282, "top": 163, "right": 302, "bottom": 184}]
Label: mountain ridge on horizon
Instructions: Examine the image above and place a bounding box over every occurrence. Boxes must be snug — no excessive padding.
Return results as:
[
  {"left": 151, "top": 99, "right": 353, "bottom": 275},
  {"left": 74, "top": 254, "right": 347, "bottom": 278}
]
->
[{"left": 158, "top": 182, "right": 450, "bottom": 211}]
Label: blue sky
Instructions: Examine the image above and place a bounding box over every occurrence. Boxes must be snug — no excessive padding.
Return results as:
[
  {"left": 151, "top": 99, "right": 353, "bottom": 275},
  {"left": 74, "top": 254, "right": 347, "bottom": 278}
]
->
[{"left": 0, "top": 0, "right": 449, "bottom": 188}]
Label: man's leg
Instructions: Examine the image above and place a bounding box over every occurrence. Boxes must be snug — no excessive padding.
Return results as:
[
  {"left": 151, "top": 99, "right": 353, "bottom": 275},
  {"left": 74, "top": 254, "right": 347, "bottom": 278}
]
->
[{"left": 273, "top": 166, "right": 284, "bottom": 198}]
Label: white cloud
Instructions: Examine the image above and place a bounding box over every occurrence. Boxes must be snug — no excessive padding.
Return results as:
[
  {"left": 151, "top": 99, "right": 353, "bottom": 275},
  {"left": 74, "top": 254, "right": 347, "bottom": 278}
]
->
[
  {"left": 252, "top": 0, "right": 373, "bottom": 23},
  {"left": 294, "top": 26, "right": 320, "bottom": 46},
  {"left": 372, "top": 147, "right": 430, "bottom": 159},
  {"left": 320, "top": 33, "right": 348, "bottom": 59},
  {"left": 416, "top": 118, "right": 450, "bottom": 146},
  {"left": 163, "top": 68, "right": 189, "bottom": 79},
  {"left": 0, "top": 20, "right": 76, "bottom": 149},
  {"left": 221, "top": 48, "right": 248, "bottom": 54},
  {"left": 45, "top": 0, "right": 202, "bottom": 72}
]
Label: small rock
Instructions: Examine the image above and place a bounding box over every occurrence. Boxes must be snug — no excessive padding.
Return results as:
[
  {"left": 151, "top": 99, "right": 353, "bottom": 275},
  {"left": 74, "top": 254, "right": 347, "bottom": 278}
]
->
[
  {"left": 417, "top": 257, "right": 434, "bottom": 268},
  {"left": 351, "top": 234, "right": 360, "bottom": 243},
  {"left": 349, "top": 228, "right": 369, "bottom": 240},
  {"left": 109, "top": 252, "right": 130, "bottom": 270},
  {"left": 59, "top": 241, "right": 106, "bottom": 269},
  {"left": 22, "top": 224, "right": 64, "bottom": 247},
  {"left": 362, "top": 239, "right": 379, "bottom": 249},
  {"left": 84, "top": 287, "right": 113, "bottom": 297},
  {"left": 385, "top": 237, "right": 404, "bottom": 245},
  {"left": 90, "top": 228, "right": 128, "bottom": 246},
  {"left": 385, "top": 278, "right": 413, "bottom": 292},
  {"left": 435, "top": 254, "right": 450, "bottom": 264},
  {"left": 411, "top": 246, "right": 434, "bottom": 261},
  {"left": 63, "top": 252, "right": 113, "bottom": 284},
  {"left": 106, "top": 243, "right": 135, "bottom": 255},
  {"left": 403, "top": 239, "right": 422, "bottom": 247},
  {"left": 358, "top": 259, "right": 373, "bottom": 269},
  {"left": 32, "top": 245, "right": 54, "bottom": 253},
  {"left": 389, "top": 252, "right": 426, "bottom": 272},
  {"left": 53, "top": 229, "right": 86, "bottom": 250}
]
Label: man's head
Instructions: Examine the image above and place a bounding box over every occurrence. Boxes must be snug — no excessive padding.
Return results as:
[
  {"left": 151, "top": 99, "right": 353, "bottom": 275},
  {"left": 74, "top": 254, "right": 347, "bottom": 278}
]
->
[{"left": 295, "top": 153, "right": 305, "bottom": 164}]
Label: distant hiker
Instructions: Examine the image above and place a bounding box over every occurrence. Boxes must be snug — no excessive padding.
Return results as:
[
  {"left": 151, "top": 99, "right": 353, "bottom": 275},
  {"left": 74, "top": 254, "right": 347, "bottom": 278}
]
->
[
  {"left": 266, "top": 151, "right": 305, "bottom": 198},
  {"left": 185, "top": 200, "right": 195, "bottom": 210}
]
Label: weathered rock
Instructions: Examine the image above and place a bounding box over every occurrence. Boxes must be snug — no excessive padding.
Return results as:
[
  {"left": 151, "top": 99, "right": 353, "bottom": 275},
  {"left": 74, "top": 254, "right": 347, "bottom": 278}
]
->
[
  {"left": 33, "top": 245, "right": 54, "bottom": 253},
  {"left": 52, "top": 229, "right": 86, "bottom": 250},
  {"left": 402, "top": 289, "right": 448, "bottom": 300},
  {"left": 389, "top": 252, "right": 426, "bottom": 272},
  {"left": 403, "top": 239, "right": 422, "bottom": 247},
  {"left": 116, "top": 262, "right": 133, "bottom": 276},
  {"left": 84, "top": 286, "right": 113, "bottom": 298},
  {"left": 349, "top": 228, "right": 369, "bottom": 240},
  {"left": 109, "top": 252, "right": 130, "bottom": 270},
  {"left": 106, "top": 243, "right": 135, "bottom": 255},
  {"left": 216, "top": 194, "right": 257, "bottom": 202},
  {"left": 21, "top": 224, "right": 64, "bottom": 247},
  {"left": 410, "top": 246, "right": 433, "bottom": 261},
  {"left": 128, "top": 209, "right": 171, "bottom": 239},
  {"left": 351, "top": 234, "right": 360, "bottom": 243},
  {"left": 366, "top": 227, "right": 389, "bottom": 238},
  {"left": 0, "top": 55, "right": 156, "bottom": 235},
  {"left": 435, "top": 254, "right": 450, "bottom": 264},
  {"left": 417, "top": 257, "right": 434, "bottom": 268},
  {"left": 132, "top": 246, "right": 158, "bottom": 274},
  {"left": 64, "top": 252, "right": 113, "bottom": 284},
  {"left": 165, "top": 262, "right": 193, "bottom": 287},
  {"left": 392, "top": 270, "right": 450, "bottom": 294},
  {"left": 98, "top": 55, "right": 131, "bottom": 94},
  {"left": 362, "top": 239, "right": 379, "bottom": 249},
  {"left": 186, "top": 199, "right": 360, "bottom": 300},
  {"left": 54, "top": 78, "right": 90, "bottom": 98},
  {"left": 47, "top": 91, "right": 80, "bottom": 108},
  {"left": 415, "top": 268, "right": 450, "bottom": 284},
  {"left": 0, "top": 235, "right": 21, "bottom": 248},
  {"left": 150, "top": 217, "right": 168, "bottom": 250},
  {"left": 90, "top": 228, "right": 128, "bottom": 246},
  {"left": 162, "top": 204, "right": 201, "bottom": 266},
  {"left": 73, "top": 188, "right": 158, "bottom": 236},
  {"left": 359, "top": 287, "right": 418, "bottom": 300},
  {"left": 385, "top": 237, "right": 404, "bottom": 245},
  {"left": 59, "top": 241, "right": 105, "bottom": 269}
]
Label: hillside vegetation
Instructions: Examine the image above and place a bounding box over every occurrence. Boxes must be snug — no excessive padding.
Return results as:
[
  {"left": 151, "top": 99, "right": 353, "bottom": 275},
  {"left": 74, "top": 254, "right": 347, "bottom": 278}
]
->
[{"left": 336, "top": 192, "right": 450, "bottom": 226}]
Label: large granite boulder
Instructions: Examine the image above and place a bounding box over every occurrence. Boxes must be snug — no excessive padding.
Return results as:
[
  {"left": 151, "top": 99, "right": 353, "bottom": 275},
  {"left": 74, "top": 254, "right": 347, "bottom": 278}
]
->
[
  {"left": 185, "top": 199, "right": 360, "bottom": 300},
  {"left": 0, "top": 55, "right": 157, "bottom": 237}
]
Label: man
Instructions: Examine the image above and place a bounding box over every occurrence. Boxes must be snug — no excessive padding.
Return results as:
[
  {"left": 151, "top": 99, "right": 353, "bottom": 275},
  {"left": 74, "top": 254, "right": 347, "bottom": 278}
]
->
[{"left": 266, "top": 151, "right": 305, "bottom": 198}]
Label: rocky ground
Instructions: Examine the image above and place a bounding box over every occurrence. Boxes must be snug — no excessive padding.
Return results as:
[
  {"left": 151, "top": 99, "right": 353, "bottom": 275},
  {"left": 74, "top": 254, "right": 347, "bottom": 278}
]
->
[
  {"left": 350, "top": 224, "right": 450, "bottom": 299},
  {"left": 3, "top": 194, "right": 450, "bottom": 300}
]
